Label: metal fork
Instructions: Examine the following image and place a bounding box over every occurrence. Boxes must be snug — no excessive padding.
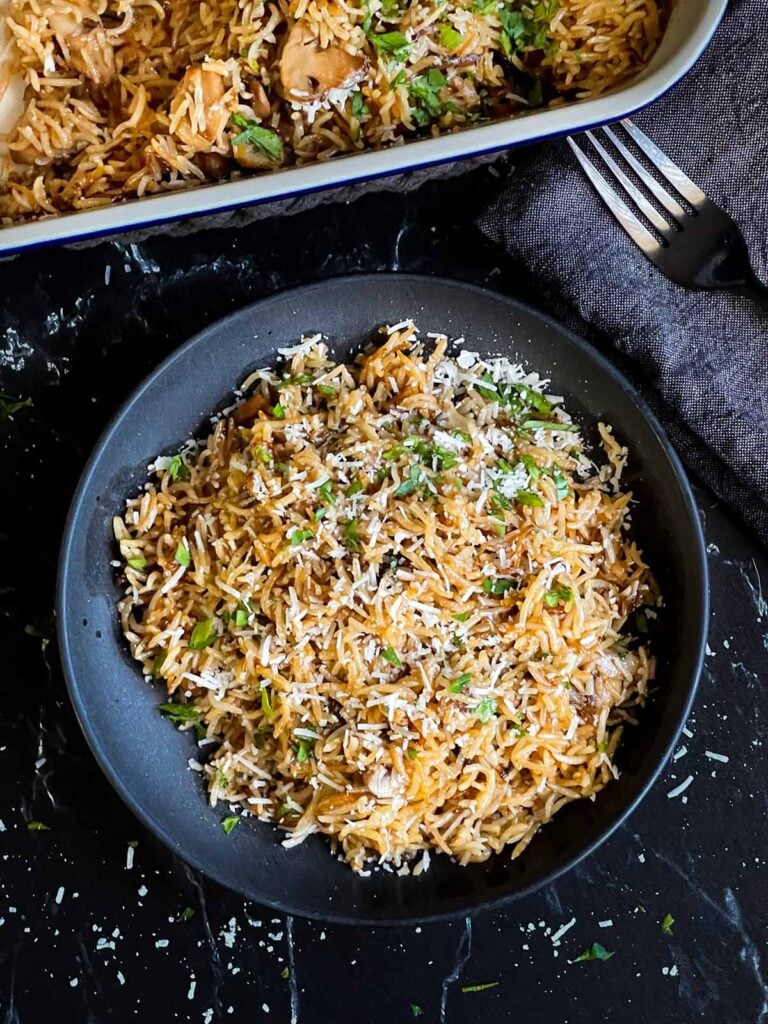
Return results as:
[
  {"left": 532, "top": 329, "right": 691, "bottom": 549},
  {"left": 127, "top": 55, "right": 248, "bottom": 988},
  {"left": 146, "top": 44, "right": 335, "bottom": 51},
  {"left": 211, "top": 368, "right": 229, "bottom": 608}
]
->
[{"left": 567, "top": 120, "right": 767, "bottom": 301}]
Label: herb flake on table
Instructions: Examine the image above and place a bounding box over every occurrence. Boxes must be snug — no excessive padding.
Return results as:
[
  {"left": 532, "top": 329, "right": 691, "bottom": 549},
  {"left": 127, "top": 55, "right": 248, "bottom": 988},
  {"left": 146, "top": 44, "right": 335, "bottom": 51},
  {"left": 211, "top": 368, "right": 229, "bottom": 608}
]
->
[
  {"left": 461, "top": 981, "right": 499, "bottom": 993},
  {"left": 27, "top": 821, "right": 50, "bottom": 831},
  {"left": 572, "top": 942, "right": 614, "bottom": 962},
  {"left": 221, "top": 816, "right": 240, "bottom": 834},
  {"left": 661, "top": 913, "right": 674, "bottom": 935},
  {"left": 0, "top": 393, "right": 33, "bottom": 419}
]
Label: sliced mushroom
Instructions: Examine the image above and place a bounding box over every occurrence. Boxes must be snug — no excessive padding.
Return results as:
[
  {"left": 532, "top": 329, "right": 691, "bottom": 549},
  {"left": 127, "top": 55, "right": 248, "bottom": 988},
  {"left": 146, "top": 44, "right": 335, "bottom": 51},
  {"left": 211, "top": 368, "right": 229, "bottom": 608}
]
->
[
  {"left": 280, "top": 20, "right": 366, "bottom": 103},
  {"left": 250, "top": 80, "right": 271, "bottom": 120},
  {"left": 170, "top": 65, "right": 229, "bottom": 149},
  {"left": 363, "top": 765, "right": 403, "bottom": 800}
]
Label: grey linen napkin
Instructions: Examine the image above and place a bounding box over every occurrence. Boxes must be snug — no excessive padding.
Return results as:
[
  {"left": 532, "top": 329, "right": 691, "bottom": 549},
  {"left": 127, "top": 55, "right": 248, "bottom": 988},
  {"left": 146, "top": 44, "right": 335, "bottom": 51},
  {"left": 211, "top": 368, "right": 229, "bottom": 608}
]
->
[{"left": 477, "top": 0, "right": 768, "bottom": 544}]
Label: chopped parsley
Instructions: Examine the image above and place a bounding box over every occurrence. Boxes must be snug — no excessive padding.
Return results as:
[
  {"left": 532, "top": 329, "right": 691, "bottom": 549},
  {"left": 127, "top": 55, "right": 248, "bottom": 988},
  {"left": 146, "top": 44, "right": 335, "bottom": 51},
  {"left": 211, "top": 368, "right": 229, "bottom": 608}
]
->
[
  {"left": 394, "top": 465, "right": 424, "bottom": 498},
  {"left": 661, "top": 913, "right": 674, "bottom": 935},
  {"left": 318, "top": 480, "right": 335, "bottom": 505},
  {"left": 341, "top": 518, "right": 361, "bottom": 551},
  {"left": 369, "top": 30, "right": 411, "bottom": 61},
  {"left": 252, "top": 445, "right": 273, "bottom": 464},
  {"left": 189, "top": 618, "right": 216, "bottom": 650},
  {"left": 450, "top": 672, "right": 472, "bottom": 693},
  {"left": 407, "top": 747, "right": 419, "bottom": 761},
  {"left": 174, "top": 540, "right": 191, "bottom": 567},
  {"left": 544, "top": 584, "right": 573, "bottom": 607},
  {"left": 231, "top": 114, "right": 284, "bottom": 161},
  {"left": 350, "top": 91, "right": 369, "bottom": 119},
  {"left": 234, "top": 600, "right": 252, "bottom": 628},
  {"left": 295, "top": 739, "right": 313, "bottom": 763},
  {"left": 271, "top": 403, "right": 285, "bottom": 419},
  {"left": 461, "top": 982, "right": 499, "bottom": 993},
  {"left": 345, "top": 480, "right": 364, "bottom": 497},
  {"left": 520, "top": 453, "right": 540, "bottom": 482},
  {"left": 515, "top": 488, "right": 549, "bottom": 512},
  {"left": 410, "top": 1005, "right": 423, "bottom": 1018},
  {"left": 27, "top": 821, "right": 50, "bottom": 831},
  {"left": 168, "top": 454, "right": 191, "bottom": 483},
  {"left": 573, "top": 942, "right": 614, "bottom": 962},
  {"left": 498, "top": 0, "right": 557, "bottom": 59},
  {"left": 597, "top": 740, "right": 608, "bottom": 754},
  {"left": 290, "top": 528, "right": 314, "bottom": 546},
  {"left": 634, "top": 609, "right": 650, "bottom": 635},
  {"left": 408, "top": 68, "right": 448, "bottom": 124},
  {"left": 261, "top": 685, "right": 274, "bottom": 718},
  {"left": 127, "top": 558, "right": 147, "bottom": 570},
  {"left": 474, "top": 697, "right": 497, "bottom": 722},
  {"left": 381, "top": 646, "right": 402, "bottom": 667},
  {"left": 317, "top": 383, "right": 337, "bottom": 396},
  {"left": 151, "top": 650, "right": 168, "bottom": 677},
  {"left": 437, "top": 23, "right": 463, "bottom": 49},
  {"left": 522, "top": 418, "right": 578, "bottom": 432},
  {"left": 281, "top": 966, "right": 291, "bottom": 980},
  {"left": 453, "top": 611, "right": 470, "bottom": 622},
  {"left": 277, "top": 373, "right": 313, "bottom": 389},
  {"left": 549, "top": 464, "right": 570, "bottom": 500},
  {"left": 159, "top": 701, "right": 201, "bottom": 725},
  {"left": 179, "top": 907, "right": 196, "bottom": 922},
  {"left": 482, "top": 577, "right": 516, "bottom": 595},
  {"left": 221, "top": 816, "right": 240, "bottom": 834},
  {"left": 0, "top": 393, "right": 33, "bottom": 419},
  {"left": 475, "top": 373, "right": 553, "bottom": 417}
]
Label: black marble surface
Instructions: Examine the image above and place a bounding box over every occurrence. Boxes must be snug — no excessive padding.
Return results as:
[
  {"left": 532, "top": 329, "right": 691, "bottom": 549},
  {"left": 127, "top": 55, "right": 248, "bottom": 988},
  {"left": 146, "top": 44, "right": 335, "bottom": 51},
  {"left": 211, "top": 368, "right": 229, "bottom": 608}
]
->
[{"left": 1, "top": 164, "right": 767, "bottom": 1024}]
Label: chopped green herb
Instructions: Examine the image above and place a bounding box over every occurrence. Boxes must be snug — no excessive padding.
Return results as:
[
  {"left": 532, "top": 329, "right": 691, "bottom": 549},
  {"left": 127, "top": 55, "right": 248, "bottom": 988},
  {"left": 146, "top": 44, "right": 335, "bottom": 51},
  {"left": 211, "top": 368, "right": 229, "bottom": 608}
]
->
[
  {"left": 394, "top": 465, "right": 424, "bottom": 498},
  {"left": 544, "top": 584, "right": 573, "bottom": 608},
  {"left": 491, "top": 522, "right": 506, "bottom": 537},
  {"left": 0, "top": 393, "right": 33, "bottom": 419},
  {"left": 261, "top": 685, "right": 274, "bottom": 719},
  {"left": 453, "top": 611, "right": 470, "bottom": 622},
  {"left": 290, "top": 528, "right": 314, "bottom": 547},
  {"left": 127, "top": 557, "right": 148, "bottom": 570},
  {"left": 390, "top": 69, "right": 407, "bottom": 88},
  {"left": 410, "top": 1005, "right": 423, "bottom": 1017},
  {"left": 450, "top": 672, "right": 472, "bottom": 693},
  {"left": 381, "top": 646, "right": 402, "bottom": 667},
  {"left": 252, "top": 445, "right": 273, "bottom": 464},
  {"left": 461, "top": 982, "right": 499, "bottom": 993},
  {"left": 483, "top": 577, "right": 516, "bottom": 595},
  {"left": 281, "top": 966, "right": 291, "bottom": 980},
  {"left": 221, "top": 815, "right": 240, "bottom": 835},
  {"left": 271, "top": 403, "right": 285, "bottom": 419},
  {"left": 520, "top": 454, "right": 540, "bottom": 482},
  {"left": 661, "top": 913, "right": 674, "bottom": 935},
  {"left": 277, "top": 373, "right": 314, "bottom": 389},
  {"left": 369, "top": 30, "right": 411, "bottom": 62},
  {"left": 634, "top": 609, "right": 650, "bottom": 635},
  {"left": 573, "top": 942, "right": 615, "bottom": 962},
  {"left": 489, "top": 491, "right": 511, "bottom": 513},
  {"left": 168, "top": 454, "right": 191, "bottom": 483},
  {"left": 231, "top": 114, "right": 284, "bottom": 161},
  {"left": 317, "top": 383, "right": 337, "bottom": 396},
  {"left": 295, "top": 738, "right": 313, "bottom": 763},
  {"left": 407, "top": 747, "right": 419, "bottom": 761},
  {"left": 409, "top": 68, "right": 447, "bottom": 121},
  {"left": 128, "top": 840, "right": 138, "bottom": 848},
  {"left": 234, "top": 601, "right": 252, "bottom": 628},
  {"left": 597, "top": 740, "right": 608, "bottom": 754},
  {"left": 350, "top": 90, "right": 369, "bottom": 118},
  {"left": 496, "top": 457, "right": 513, "bottom": 473},
  {"left": 151, "top": 650, "right": 168, "bottom": 677},
  {"left": 474, "top": 697, "right": 498, "bottom": 722},
  {"left": 274, "top": 461, "right": 290, "bottom": 475},
  {"left": 175, "top": 540, "right": 191, "bottom": 567},
  {"left": 313, "top": 507, "right": 327, "bottom": 522},
  {"left": 318, "top": 480, "right": 335, "bottom": 505},
  {"left": 516, "top": 489, "right": 544, "bottom": 508},
  {"left": 27, "top": 821, "right": 50, "bottom": 831},
  {"left": 179, "top": 907, "right": 196, "bottom": 922},
  {"left": 521, "top": 419, "right": 578, "bottom": 432},
  {"left": 159, "top": 701, "right": 201, "bottom": 725},
  {"left": 437, "top": 23, "right": 463, "bottom": 49},
  {"left": 473, "top": 0, "right": 497, "bottom": 10},
  {"left": 345, "top": 480, "right": 364, "bottom": 497},
  {"left": 549, "top": 464, "right": 570, "bottom": 500},
  {"left": 341, "top": 518, "right": 361, "bottom": 551},
  {"left": 189, "top": 618, "right": 216, "bottom": 650},
  {"left": 24, "top": 619, "right": 54, "bottom": 638}
]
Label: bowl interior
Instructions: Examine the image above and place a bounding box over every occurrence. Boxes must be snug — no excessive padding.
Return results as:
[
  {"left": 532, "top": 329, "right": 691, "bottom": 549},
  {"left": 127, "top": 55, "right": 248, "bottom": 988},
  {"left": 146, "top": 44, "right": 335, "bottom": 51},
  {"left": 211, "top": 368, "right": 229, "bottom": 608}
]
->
[{"left": 57, "top": 274, "right": 707, "bottom": 923}]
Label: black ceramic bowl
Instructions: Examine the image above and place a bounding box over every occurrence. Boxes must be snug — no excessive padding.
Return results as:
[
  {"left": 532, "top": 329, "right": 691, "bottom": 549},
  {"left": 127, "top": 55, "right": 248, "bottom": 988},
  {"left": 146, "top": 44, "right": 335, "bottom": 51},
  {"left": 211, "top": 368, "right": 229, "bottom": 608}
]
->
[{"left": 57, "top": 274, "right": 708, "bottom": 924}]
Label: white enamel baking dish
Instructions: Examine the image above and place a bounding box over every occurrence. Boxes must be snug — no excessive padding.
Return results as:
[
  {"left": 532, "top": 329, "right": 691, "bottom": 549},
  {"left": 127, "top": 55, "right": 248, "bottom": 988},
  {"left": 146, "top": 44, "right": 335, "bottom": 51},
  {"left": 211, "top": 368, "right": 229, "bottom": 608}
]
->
[{"left": 0, "top": 0, "right": 726, "bottom": 256}]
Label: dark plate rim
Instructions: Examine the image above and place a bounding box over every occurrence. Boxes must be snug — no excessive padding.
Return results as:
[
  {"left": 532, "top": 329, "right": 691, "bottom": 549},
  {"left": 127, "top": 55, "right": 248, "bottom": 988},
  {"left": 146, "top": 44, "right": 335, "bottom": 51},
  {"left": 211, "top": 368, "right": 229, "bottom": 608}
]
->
[{"left": 56, "top": 273, "right": 709, "bottom": 925}]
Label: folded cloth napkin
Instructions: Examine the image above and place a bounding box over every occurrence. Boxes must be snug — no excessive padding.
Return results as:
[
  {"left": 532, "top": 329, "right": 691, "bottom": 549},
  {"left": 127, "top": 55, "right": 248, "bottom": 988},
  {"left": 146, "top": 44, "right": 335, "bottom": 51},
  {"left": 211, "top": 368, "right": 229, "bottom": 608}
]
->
[{"left": 477, "top": 0, "right": 768, "bottom": 545}]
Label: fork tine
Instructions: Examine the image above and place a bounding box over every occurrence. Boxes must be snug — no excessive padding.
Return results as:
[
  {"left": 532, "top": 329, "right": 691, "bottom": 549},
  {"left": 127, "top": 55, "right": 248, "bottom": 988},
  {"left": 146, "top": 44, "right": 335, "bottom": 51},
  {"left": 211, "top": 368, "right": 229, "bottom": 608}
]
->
[
  {"left": 567, "top": 137, "right": 660, "bottom": 256},
  {"left": 602, "top": 125, "right": 687, "bottom": 221},
  {"left": 621, "top": 119, "right": 707, "bottom": 208},
  {"left": 584, "top": 130, "right": 673, "bottom": 236}
]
